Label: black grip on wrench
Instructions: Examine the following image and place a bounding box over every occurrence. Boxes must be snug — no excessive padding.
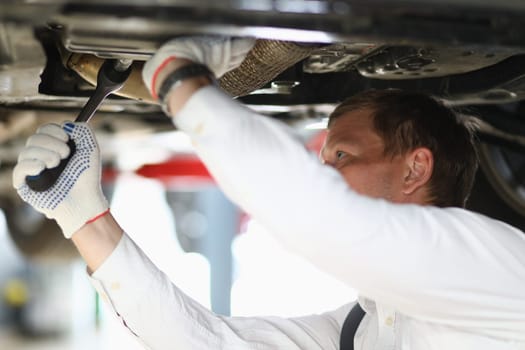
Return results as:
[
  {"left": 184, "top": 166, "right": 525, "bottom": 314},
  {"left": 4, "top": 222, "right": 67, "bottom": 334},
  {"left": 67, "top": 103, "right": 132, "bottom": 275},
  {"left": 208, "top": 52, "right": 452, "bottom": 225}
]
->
[{"left": 26, "top": 138, "right": 77, "bottom": 192}]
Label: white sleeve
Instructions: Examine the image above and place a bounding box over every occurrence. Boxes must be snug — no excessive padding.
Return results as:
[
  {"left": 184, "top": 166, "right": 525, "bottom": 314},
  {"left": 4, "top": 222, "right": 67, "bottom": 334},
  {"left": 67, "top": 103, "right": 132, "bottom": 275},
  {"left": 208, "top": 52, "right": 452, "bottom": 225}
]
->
[
  {"left": 174, "top": 86, "right": 525, "bottom": 333},
  {"left": 89, "top": 233, "right": 353, "bottom": 350}
]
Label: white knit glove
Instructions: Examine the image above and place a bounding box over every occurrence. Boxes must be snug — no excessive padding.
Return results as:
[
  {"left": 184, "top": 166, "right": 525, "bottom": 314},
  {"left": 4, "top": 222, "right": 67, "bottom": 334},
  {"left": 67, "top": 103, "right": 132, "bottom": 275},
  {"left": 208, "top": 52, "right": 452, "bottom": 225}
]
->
[
  {"left": 12, "top": 122, "right": 108, "bottom": 238},
  {"left": 142, "top": 35, "right": 255, "bottom": 98}
]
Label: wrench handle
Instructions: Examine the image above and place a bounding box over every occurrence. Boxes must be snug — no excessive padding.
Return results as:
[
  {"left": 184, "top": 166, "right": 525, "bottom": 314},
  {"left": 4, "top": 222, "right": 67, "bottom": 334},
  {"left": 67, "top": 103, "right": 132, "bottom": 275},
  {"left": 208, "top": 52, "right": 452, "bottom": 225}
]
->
[
  {"left": 75, "top": 84, "right": 114, "bottom": 123},
  {"left": 23, "top": 59, "right": 132, "bottom": 192},
  {"left": 76, "top": 59, "right": 132, "bottom": 122},
  {"left": 25, "top": 139, "right": 77, "bottom": 192}
]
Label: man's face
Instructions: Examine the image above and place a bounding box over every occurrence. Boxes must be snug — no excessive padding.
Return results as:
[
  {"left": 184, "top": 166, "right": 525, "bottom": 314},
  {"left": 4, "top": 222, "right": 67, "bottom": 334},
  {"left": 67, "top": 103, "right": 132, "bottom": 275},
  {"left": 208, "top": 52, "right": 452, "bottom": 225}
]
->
[{"left": 320, "top": 108, "right": 408, "bottom": 203}]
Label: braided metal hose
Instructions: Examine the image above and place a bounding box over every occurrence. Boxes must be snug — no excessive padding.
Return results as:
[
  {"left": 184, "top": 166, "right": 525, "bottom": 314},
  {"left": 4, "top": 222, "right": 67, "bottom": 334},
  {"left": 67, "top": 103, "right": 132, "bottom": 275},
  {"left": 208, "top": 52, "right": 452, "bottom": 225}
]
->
[{"left": 219, "top": 39, "right": 319, "bottom": 97}]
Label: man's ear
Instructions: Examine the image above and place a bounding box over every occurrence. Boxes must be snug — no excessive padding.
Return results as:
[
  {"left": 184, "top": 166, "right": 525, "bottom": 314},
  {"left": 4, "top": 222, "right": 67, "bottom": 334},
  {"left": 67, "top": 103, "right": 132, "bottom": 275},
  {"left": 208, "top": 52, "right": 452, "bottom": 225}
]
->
[{"left": 403, "top": 147, "right": 433, "bottom": 195}]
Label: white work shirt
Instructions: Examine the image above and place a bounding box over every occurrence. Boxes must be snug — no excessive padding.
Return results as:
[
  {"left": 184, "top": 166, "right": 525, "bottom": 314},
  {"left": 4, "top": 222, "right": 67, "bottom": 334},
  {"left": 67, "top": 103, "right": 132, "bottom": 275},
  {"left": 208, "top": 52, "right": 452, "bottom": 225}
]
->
[{"left": 90, "top": 86, "right": 525, "bottom": 349}]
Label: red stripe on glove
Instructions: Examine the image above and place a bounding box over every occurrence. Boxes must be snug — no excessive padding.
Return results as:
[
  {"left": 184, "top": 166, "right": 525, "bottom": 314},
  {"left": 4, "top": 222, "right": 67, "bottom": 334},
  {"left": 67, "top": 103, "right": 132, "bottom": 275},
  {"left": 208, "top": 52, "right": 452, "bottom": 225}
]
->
[
  {"left": 86, "top": 208, "right": 111, "bottom": 225},
  {"left": 151, "top": 56, "right": 177, "bottom": 100}
]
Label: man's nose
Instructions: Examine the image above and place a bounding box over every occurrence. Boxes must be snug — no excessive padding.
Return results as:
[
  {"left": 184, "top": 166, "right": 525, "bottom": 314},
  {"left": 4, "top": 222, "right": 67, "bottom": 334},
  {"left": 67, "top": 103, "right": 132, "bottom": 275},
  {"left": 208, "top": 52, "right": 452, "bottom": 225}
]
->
[{"left": 319, "top": 156, "right": 334, "bottom": 167}]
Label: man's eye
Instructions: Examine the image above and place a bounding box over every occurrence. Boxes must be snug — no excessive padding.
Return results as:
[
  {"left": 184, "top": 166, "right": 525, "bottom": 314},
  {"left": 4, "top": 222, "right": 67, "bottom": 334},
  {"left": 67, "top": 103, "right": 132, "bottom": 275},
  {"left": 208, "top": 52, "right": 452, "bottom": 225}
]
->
[{"left": 336, "top": 151, "right": 346, "bottom": 160}]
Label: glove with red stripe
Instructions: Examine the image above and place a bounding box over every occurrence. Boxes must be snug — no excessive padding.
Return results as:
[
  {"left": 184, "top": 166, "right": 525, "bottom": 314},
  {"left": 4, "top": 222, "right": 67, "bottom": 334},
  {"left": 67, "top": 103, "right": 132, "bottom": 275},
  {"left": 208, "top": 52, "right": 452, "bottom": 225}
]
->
[
  {"left": 142, "top": 35, "right": 255, "bottom": 99},
  {"left": 12, "top": 122, "right": 109, "bottom": 239}
]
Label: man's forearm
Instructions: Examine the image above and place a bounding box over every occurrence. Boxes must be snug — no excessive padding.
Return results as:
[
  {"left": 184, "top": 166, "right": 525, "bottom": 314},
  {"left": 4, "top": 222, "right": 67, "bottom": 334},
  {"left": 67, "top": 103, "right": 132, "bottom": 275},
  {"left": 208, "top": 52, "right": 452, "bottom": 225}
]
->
[
  {"left": 71, "top": 213, "right": 123, "bottom": 273},
  {"left": 69, "top": 58, "right": 208, "bottom": 274}
]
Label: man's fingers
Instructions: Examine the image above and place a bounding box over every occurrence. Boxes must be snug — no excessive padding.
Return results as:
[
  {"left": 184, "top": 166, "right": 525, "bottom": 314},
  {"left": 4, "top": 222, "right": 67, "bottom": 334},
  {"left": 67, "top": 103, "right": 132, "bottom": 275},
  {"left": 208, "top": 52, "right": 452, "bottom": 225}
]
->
[
  {"left": 12, "top": 159, "right": 46, "bottom": 189},
  {"left": 17, "top": 146, "right": 63, "bottom": 169},
  {"left": 231, "top": 37, "right": 256, "bottom": 56},
  {"left": 14, "top": 122, "right": 73, "bottom": 190},
  {"left": 228, "top": 55, "right": 247, "bottom": 70},
  {"left": 25, "top": 133, "right": 70, "bottom": 159},
  {"left": 225, "top": 38, "right": 255, "bottom": 72},
  {"left": 36, "top": 123, "right": 69, "bottom": 142}
]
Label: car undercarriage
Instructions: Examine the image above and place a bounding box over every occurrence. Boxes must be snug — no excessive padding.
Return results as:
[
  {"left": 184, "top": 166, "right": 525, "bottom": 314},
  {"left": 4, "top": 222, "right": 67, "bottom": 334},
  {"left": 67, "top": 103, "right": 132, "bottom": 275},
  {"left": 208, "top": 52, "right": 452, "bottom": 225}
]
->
[{"left": 0, "top": 0, "right": 524, "bottom": 260}]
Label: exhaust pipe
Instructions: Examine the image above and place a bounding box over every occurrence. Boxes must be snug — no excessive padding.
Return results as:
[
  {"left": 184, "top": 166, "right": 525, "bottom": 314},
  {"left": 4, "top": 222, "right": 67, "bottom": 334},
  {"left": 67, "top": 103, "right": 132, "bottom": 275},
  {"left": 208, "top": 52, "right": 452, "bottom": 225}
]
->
[{"left": 67, "top": 39, "right": 320, "bottom": 102}]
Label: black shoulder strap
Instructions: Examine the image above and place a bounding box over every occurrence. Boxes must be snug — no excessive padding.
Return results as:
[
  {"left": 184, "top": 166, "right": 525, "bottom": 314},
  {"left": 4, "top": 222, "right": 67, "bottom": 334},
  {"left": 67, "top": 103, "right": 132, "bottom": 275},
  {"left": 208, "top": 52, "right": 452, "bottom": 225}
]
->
[{"left": 339, "top": 303, "right": 366, "bottom": 350}]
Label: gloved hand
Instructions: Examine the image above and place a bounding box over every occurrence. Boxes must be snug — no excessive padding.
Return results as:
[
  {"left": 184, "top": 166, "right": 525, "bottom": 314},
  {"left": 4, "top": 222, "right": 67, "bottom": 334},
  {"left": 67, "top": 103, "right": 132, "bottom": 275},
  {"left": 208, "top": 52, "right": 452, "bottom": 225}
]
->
[
  {"left": 12, "top": 122, "right": 109, "bottom": 239},
  {"left": 142, "top": 35, "right": 256, "bottom": 98}
]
